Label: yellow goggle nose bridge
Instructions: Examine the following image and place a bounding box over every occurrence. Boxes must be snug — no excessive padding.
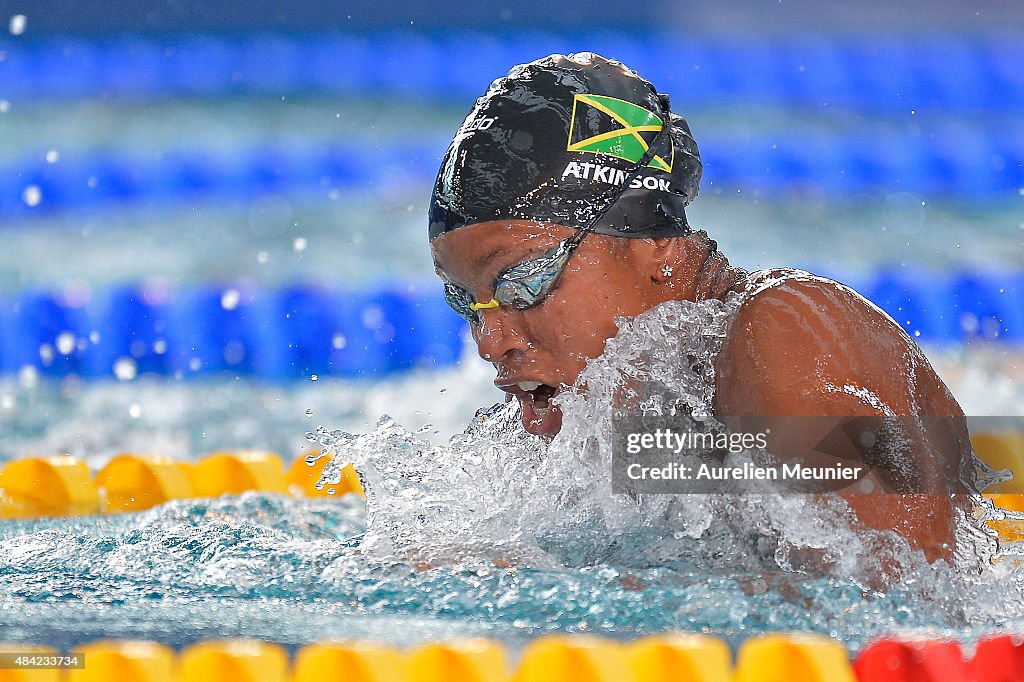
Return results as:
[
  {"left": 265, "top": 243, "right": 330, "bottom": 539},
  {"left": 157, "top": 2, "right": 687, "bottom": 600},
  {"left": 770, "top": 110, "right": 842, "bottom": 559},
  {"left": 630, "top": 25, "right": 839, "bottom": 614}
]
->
[{"left": 469, "top": 298, "right": 500, "bottom": 311}]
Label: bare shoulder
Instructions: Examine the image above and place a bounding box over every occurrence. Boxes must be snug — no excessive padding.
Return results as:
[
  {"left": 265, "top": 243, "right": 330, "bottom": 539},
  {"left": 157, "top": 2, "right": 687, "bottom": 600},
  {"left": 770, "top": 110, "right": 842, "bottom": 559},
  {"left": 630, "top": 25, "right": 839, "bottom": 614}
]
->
[
  {"left": 731, "top": 267, "right": 911, "bottom": 350},
  {"left": 715, "top": 268, "right": 956, "bottom": 416}
]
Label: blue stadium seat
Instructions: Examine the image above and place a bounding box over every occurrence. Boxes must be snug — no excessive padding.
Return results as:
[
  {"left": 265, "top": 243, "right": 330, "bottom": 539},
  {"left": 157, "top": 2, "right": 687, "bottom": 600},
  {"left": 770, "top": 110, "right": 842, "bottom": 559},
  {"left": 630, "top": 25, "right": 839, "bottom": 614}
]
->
[
  {"left": 313, "top": 145, "right": 365, "bottom": 189},
  {"left": 917, "top": 126, "right": 987, "bottom": 196},
  {"left": 173, "top": 285, "right": 286, "bottom": 376},
  {"left": 241, "top": 147, "right": 301, "bottom": 195},
  {"left": 436, "top": 31, "right": 514, "bottom": 99},
  {"left": 401, "top": 285, "right": 465, "bottom": 368},
  {"left": 909, "top": 35, "right": 986, "bottom": 112},
  {"left": 236, "top": 34, "right": 302, "bottom": 93},
  {"left": 303, "top": 34, "right": 374, "bottom": 94},
  {"left": 163, "top": 35, "right": 237, "bottom": 96},
  {"left": 697, "top": 139, "right": 743, "bottom": 192},
  {"left": 365, "top": 289, "right": 419, "bottom": 373},
  {"left": 864, "top": 269, "right": 961, "bottom": 343},
  {"left": 767, "top": 134, "right": 845, "bottom": 194},
  {"left": 12, "top": 290, "right": 94, "bottom": 376},
  {"left": 1, "top": 163, "right": 70, "bottom": 217},
  {"left": 842, "top": 133, "right": 922, "bottom": 194},
  {"left": 712, "top": 39, "right": 784, "bottom": 104},
  {"left": 98, "top": 37, "right": 166, "bottom": 99},
  {"left": 997, "top": 130, "right": 1024, "bottom": 193},
  {"left": 946, "top": 272, "right": 1024, "bottom": 343},
  {"left": 840, "top": 37, "right": 916, "bottom": 112},
  {"left": 87, "top": 285, "right": 172, "bottom": 378},
  {"left": 0, "top": 40, "right": 35, "bottom": 100},
  {"left": 775, "top": 36, "right": 848, "bottom": 107},
  {"left": 981, "top": 38, "right": 1024, "bottom": 110},
  {"left": 278, "top": 285, "right": 346, "bottom": 379},
  {"left": 158, "top": 152, "right": 222, "bottom": 200},
  {"left": 33, "top": 38, "right": 102, "bottom": 99},
  {"left": 0, "top": 296, "right": 29, "bottom": 373},
  {"left": 324, "top": 289, "right": 390, "bottom": 377},
  {"left": 85, "top": 155, "right": 148, "bottom": 204},
  {"left": 163, "top": 287, "right": 228, "bottom": 375},
  {"left": 371, "top": 31, "right": 442, "bottom": 97},
  {"left": 0, "top": 32, "right": 1021, "bottom": 116},
  {"left": 643, "top": 36, "right": 720, "bottom": 106}
]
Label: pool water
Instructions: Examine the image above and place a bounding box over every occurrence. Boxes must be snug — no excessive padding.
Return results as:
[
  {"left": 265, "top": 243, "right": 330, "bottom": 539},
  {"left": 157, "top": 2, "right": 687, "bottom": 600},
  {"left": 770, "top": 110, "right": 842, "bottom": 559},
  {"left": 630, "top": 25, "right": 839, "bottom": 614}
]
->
[
  {"left": 0, "top": 492, "right": 992, "bottom": 654},
  {"left": 2, "top": 295, "right": 1022, "bottom": 655}
]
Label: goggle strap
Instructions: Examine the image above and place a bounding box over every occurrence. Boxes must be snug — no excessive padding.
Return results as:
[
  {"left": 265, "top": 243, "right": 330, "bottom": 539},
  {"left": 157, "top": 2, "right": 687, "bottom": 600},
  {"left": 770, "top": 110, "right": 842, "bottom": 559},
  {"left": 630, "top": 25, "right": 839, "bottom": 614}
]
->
[{"left": 566, "top": 101, "right": 671, "bottom": 249}]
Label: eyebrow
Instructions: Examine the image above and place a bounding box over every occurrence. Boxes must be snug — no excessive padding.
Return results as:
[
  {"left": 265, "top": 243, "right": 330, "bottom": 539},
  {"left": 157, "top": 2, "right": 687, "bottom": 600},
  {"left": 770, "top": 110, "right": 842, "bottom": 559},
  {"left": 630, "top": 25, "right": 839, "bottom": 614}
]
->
[
  {"left": 447, "top": 241, "right": 555, "bottom": 290},
  {"left": 477, "top": 246, "right": 511, "bottom": 270}
]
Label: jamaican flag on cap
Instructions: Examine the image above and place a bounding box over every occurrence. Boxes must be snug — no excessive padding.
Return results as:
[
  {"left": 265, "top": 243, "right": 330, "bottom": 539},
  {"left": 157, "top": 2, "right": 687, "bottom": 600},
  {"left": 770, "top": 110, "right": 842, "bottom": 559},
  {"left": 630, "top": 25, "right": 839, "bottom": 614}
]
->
[{"left": 567, "top": 94, "right": 674, "bottom": 173}]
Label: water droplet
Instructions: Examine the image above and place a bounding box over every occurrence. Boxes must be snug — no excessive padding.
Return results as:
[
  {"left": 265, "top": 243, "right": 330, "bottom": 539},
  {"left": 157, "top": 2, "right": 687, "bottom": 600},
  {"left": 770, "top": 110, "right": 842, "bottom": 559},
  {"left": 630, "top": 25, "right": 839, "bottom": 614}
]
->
[
  {"left": 256, "top": 251, "right": 269, "bottom": 264},
  {"left": 9, "top": 14, "right": 26, "bottom": 35},
  {"left": 293, "top": 237, "right": 308, "bottom": 252},
  {"left": 113, "top": 357, "right": 138, "bottom": 381},
  {"left": 45, "top": 150, "right": 59, "bottom": 164},
  {"left": 153, "top": 339, "right": 167, "bottom": 354},
  {"left": 223, "top": 341, "right": 245, "bottom": 365},
  {"left": 305, "top": 409, "right": 314, "bottom": 417},
  {"left": 0, "top": 394, "right": 13, "bottom": 409},
  {"left": 960, "top": 313, "right": 980, "bottom": 335},
  {"left": 129, "top": 339, "right": 147, "bottom": 358},
  {"left": 22, "top": 184, "right": 41, "bottom": 207},
  {"left": 55, "top": 332, "right": 75, "bottom": 355},
  {"left": 310, "top": 374, "right": 318, "bottom": 382},
  {"left": 128, "top": 403, "right": 142, "bottom": 419},
  {"left": 38, "top": 344, "right": 54, "bottom": 365},
  {"left": 332, "top": 334, "right": 346, "bottom": 350},
  {"left": 361, "top": 307, "right": 384, "bottom": 329},
  {"left": 221, "top": 288, "right": 240, "bottom": 310},
  {"left": 188, "top": 357, "right": 201, "bottom": 371},
  {"left": 0, "top": 100, "right": 9, "bottom": 113},
  {"left": 89, "top": 331, "right": 101, "bottom": 345},
  {"left": 18, "top": 365, "right": 38, "bottom": 389}
]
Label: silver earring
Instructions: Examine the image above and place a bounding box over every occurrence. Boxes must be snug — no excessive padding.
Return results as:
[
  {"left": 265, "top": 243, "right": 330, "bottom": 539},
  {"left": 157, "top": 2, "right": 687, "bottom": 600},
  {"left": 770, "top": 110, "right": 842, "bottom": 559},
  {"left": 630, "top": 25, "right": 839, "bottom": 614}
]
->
[{"left": 661, "top": 265, "right": 674, "bottom": 278}]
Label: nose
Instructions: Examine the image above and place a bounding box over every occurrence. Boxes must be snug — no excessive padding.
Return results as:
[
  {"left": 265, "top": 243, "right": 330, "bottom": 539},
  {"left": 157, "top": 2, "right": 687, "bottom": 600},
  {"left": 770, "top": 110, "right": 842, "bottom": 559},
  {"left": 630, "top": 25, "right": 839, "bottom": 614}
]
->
[{"left": 473, "top": 307, "right": 529, "bottom": 363}]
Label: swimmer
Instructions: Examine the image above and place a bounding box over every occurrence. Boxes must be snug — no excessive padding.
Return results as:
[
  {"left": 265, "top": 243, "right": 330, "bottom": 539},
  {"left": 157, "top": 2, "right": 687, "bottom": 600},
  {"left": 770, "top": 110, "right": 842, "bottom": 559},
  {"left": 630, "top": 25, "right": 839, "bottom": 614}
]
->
[{"left": 428, "top": 53, "right": 974, "bottom": 563}]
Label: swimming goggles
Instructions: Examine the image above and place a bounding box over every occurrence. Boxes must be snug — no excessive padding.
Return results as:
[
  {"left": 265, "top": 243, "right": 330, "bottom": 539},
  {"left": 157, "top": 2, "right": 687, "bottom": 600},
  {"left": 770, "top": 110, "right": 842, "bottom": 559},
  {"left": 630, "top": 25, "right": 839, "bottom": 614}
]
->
[
  {"left": 442, "top": 94, "right": 672, "bottom": 325},
  {"left": 443, "top": 233, "right": 584, "bottom": 324}
]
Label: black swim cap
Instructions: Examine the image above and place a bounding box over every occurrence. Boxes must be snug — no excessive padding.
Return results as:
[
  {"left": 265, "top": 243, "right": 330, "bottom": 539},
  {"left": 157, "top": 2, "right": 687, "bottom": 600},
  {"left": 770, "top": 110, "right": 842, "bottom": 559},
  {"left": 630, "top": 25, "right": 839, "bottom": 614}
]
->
[{"left": 429, "top": 52, "right": 702, "bottom": 241}]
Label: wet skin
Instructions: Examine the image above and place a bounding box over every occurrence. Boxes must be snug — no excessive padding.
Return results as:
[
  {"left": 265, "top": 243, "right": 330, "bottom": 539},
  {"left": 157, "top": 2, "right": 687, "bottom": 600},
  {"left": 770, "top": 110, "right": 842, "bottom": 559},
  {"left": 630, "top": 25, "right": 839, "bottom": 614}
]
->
[{"left": 432, "top": 219, "right": 971, "bottom": 563}]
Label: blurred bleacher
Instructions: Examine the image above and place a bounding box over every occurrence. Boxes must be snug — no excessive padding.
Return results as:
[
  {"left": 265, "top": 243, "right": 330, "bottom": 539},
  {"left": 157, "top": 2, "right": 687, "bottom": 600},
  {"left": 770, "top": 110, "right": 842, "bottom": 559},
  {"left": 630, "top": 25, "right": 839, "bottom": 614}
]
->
[{"left": 0, "top": 1, "right": 1021, "bottom": 379}]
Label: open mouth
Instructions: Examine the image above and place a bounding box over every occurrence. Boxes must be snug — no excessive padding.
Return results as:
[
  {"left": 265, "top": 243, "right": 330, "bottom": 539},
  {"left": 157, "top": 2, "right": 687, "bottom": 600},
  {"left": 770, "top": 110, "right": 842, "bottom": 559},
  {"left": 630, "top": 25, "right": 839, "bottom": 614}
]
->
[
  {"left": 513, "top": 380, "right": 558, "bottom": 413},
  {"left": 496, "top": 378, "right": 562, "bottom": 435}
]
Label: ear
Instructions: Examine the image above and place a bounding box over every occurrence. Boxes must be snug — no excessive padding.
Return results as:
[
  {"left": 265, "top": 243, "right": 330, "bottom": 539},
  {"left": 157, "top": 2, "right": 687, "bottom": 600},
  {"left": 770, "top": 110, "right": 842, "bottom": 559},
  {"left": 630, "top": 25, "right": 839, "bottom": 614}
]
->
[{"left": 643, "top": 237, "right": 684, "bottom": 284}]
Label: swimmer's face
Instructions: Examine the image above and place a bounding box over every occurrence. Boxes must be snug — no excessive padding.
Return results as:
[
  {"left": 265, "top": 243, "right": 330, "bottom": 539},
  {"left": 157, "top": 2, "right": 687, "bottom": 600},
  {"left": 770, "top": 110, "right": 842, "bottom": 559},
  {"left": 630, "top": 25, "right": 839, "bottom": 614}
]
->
[{"left": 432, "top": 220, "right": 663, "bottom": 436}]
